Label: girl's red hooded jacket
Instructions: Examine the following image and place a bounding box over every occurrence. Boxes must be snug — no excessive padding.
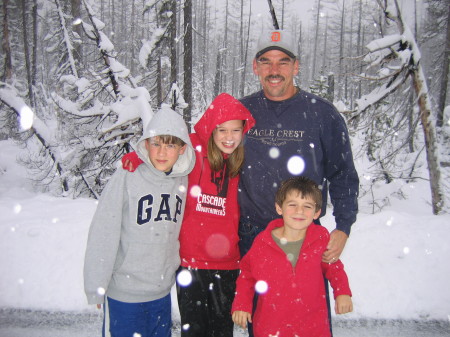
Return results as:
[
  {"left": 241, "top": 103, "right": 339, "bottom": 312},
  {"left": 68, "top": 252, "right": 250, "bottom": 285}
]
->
[
  {"left": 180, "top": 93, "right": 255, "bottom": 270},
  {"left": 232, "top": 218, "right": 352, "bottom": 337}
]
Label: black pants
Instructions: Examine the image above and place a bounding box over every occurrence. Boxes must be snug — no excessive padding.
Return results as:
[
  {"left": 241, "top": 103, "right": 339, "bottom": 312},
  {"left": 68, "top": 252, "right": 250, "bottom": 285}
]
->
[{"left": 176, "top": 267, "right": 239, "bottom": 337}]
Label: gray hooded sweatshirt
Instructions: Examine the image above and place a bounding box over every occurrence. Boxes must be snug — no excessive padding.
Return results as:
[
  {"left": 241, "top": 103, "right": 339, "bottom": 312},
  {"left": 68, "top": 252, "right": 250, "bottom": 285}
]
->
[{"left": 84, "top": 107, "right": 195, "bottom": 305}]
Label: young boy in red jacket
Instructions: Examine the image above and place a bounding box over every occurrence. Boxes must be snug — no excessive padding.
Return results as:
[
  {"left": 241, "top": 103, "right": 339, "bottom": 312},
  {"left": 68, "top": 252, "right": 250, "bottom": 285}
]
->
[{"left": 232, "top": 176, "right": 353, "bottom": 337}]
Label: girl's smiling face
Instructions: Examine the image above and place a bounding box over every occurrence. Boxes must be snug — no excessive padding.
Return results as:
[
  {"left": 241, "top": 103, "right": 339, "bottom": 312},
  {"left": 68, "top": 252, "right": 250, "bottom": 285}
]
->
[{"left": 212, "top": 120, "right": 244, "bottom": 154}]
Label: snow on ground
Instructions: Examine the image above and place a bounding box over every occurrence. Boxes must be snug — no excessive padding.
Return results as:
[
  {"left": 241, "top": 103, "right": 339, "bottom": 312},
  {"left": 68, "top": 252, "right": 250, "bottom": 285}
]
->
[{"left": 1, "top": 139, "right": 450, "bottom": 336}]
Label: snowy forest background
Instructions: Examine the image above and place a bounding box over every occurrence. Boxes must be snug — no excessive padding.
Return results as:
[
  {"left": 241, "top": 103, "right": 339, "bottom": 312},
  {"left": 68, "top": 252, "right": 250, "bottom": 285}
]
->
[{"left": 0, "top": 0, "right": 449, "bottom": 215}]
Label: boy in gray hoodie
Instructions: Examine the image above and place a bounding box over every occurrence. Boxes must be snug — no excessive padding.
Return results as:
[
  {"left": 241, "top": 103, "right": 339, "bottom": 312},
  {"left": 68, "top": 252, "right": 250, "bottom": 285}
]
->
[{"left": 84, "top": 107, "right": 195, "bottom": 337}]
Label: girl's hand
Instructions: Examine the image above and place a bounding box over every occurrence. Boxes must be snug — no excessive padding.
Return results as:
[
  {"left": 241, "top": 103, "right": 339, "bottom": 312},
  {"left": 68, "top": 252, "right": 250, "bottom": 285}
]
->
[{"left": 232, "top": 310, "right": 252, "bottom": 329}]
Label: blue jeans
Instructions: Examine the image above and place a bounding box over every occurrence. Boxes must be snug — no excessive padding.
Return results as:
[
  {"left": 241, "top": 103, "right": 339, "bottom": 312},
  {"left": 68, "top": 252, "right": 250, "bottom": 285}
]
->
[{"left": 104, "top": 295, "right": 171, "bottom": 337}]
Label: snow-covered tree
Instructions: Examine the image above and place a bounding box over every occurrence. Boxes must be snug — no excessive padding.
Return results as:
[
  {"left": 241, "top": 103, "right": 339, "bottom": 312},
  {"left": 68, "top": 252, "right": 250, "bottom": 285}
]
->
[{"left": 351, "top": 0, "right": 446, "bottom": 214}]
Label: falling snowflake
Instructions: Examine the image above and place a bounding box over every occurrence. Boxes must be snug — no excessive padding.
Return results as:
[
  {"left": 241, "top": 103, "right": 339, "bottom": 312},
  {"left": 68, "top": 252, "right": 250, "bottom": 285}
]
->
[
  {"left": 177, "top": 269, "right": 192, "bottom": 287},
  {"left": 269, "top": 147, "right": 280, "bottom": 159},
  {"left": 189, "top": 185, "right": 201, "bottom": 198},
  {"left": 19, "top": 106, "right": 34, "bottom": 131},
  {"left": 287, "top": 156, "right": 305, "bottom": 175},
  {"left": 255, "top": 280, "right": 268, "bottom": 294}
]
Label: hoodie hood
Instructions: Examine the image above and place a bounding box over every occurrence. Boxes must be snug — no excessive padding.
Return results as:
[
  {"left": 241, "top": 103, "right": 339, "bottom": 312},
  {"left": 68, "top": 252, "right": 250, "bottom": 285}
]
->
[
  {"left": 134, "top": 106, "right": 195, "bottom": 177},
  {"left": 193, "top": 93, "right": 256, "bottom": 147}
]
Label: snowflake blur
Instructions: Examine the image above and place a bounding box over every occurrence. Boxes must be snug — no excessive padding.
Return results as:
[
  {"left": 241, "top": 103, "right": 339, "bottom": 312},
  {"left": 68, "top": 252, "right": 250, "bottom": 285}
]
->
[
  {"left": 19, "top": 106, "right": 34, "bottom": 131},
  {"left": 255, "top": 280, "right": 268, "bottom": 294},
  {"left": 269, "top": 147, "right": 280, "bottom": 159},
  {"left": 287, "top": 155, "right": 305, "bottom": 175},
  {"left": 177, "top": 269, "right": 192, "bottom": 287}
]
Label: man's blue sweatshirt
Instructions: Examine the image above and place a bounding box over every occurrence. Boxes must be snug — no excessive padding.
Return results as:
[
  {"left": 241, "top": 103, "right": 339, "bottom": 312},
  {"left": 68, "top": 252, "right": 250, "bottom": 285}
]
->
[{"left": 238, "top": 89, "right": 359, "bottom": 238}]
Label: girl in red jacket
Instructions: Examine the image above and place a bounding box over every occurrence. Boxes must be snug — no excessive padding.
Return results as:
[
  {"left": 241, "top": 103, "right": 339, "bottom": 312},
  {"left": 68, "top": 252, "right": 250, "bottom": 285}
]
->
[
  {"left": 232, "top": 177, "right": 353, "bottom": 337},
  {"left": 122, "top": 93, "right": 255, "bottom": 337}
]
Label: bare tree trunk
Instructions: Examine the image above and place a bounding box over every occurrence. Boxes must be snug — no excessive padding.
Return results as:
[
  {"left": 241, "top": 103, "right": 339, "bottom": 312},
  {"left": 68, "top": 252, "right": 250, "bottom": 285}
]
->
[
  {"left": 356, "top": 0, "right": 363, "bottom": 100},
  {"left": 437, "top": 1, "right": 450, "bottom": 127},
  {"left": 111, "top": 0, "right": 115, "bottom": 44},
  {"left": 170, "top": 0, "right": 177, "bottom": 86},
  {"left": 337, "top": 0, "right": 345, "bottom": 99},
  {"left": 213, "top": 50, "right": 221, "bottom": 97},
  {"left": 222, "top": 0, "right": 229, "bottom": 93},
  {"left": 130, "top": 0, "right": 136, "bottom": 74},
  {"left": 407, "top": 0, "right": 418, "bottom": 153},
  {"left": 1, "top": 0, "right": 13, "bottom": 82},
  {"left": 240, "top": 0, "right": 252, "bottom": 98},
  {"left": 412, "top": 69, "right": 443, "bottom": 214},
  {"left": 295, "top": 22, "right": 302, "bottom": 86},
  {"left": 157, "top": 57, "right": 162, "bottom": 106},
  {"left": 327, "top": 74, "right": 334, "bottom": 102},
  {"left": 201, "top": 0, "right": 208, "bottom": 94},
  {"left": 100, "top": 0, "right": 104, "bottom": 21},
  {"left": 183, "top": 0, "right": 192, "bottom": 131},
  {"left": 322, "top": 15, "right": 328, "bottom": 73},
  {"left": 120, "top": 0, "right": 126, "bottom": 65},
  {"left": 71, "top": 0, "right": 82, "bottom": 69},
  {"left": 31, "top": 0, "right": 37, "bottom": 93},
  {"left": 21, "top": 0, "right": 35, "bottom": 108},
  {"left": 239, "top": 0, "right": 244, "bottom": 97},
  {"left": 311, "top": 0, "right": 321, "bottom": 80},
  {"left": 408, "top": 87, "right": 415, "bottom": 152}
]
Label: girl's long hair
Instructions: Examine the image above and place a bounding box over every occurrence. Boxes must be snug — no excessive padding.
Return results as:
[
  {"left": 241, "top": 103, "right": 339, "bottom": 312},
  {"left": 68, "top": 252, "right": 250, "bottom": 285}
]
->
[{"left": 207, "top": 135, "right": 244, "bottom": 178}]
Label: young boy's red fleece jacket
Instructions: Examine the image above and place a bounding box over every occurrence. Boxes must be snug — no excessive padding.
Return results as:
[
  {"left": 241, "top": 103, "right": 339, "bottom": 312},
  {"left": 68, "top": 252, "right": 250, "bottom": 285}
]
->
[{"left": 232, "top": 218, "right": 352, "bottom": 337}]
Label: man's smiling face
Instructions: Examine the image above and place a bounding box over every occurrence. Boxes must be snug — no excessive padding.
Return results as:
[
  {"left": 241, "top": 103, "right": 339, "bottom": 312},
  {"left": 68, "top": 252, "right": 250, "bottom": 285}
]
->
[{"left": 253, "top": 49, "right": 299, "bottom": 101}]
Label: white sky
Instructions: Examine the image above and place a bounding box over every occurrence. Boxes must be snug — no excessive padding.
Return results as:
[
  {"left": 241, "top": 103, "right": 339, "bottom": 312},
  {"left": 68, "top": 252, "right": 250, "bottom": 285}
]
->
[{"left": 251, "top": 0, "right": 422, "bottom": 28}]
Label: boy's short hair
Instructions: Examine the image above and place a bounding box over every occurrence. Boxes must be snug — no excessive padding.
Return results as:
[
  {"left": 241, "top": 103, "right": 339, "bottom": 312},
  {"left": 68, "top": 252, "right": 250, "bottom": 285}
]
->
[
  {"left": 275, "top": 177, "right": 322, "bottom": 212},
  {"left": 152, "top": 135, "right": 186, "bottom": 147}
]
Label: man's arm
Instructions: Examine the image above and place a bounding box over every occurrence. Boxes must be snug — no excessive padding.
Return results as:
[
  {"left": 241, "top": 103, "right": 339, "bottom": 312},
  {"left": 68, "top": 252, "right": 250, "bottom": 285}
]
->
[
  {"left": 322, "top": 106, "right": 359, "bottom": 262},
  {"left": 322, "top": 229, "right": 348, "bottom": 263}
]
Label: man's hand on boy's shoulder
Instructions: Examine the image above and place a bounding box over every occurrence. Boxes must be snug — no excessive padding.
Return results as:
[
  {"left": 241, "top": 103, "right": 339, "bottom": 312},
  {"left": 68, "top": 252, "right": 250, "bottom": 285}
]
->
[
  {"left": 335, "top": 295, "right": 353, "bottom": 314},
  {"left": 232, "top": 310, "right": 252, "bottom": 330}
]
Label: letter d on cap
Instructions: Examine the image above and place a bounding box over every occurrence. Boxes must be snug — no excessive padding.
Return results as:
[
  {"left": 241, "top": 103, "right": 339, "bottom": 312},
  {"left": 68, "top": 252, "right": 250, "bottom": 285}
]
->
[{"left": 271, "top": 31, "right": 281, "bottom": 42}]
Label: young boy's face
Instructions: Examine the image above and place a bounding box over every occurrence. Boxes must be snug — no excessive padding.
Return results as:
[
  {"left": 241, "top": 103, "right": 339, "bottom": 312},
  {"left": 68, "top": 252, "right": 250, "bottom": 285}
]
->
[
  {"left": 275, "top": 190, "right": 321, "bottom": 234},
  {"left": 145, "top": 136, "right": 187, "bottom": 172}
]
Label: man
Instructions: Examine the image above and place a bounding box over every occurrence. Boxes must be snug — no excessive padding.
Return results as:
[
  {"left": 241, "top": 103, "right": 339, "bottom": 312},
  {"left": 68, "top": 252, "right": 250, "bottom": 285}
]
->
[
  {"left": 237, "top": 29, "right": 359, "bottom": 335},
  {"left": 238, "top": 29, "right": 359, "bottom": 259}
]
